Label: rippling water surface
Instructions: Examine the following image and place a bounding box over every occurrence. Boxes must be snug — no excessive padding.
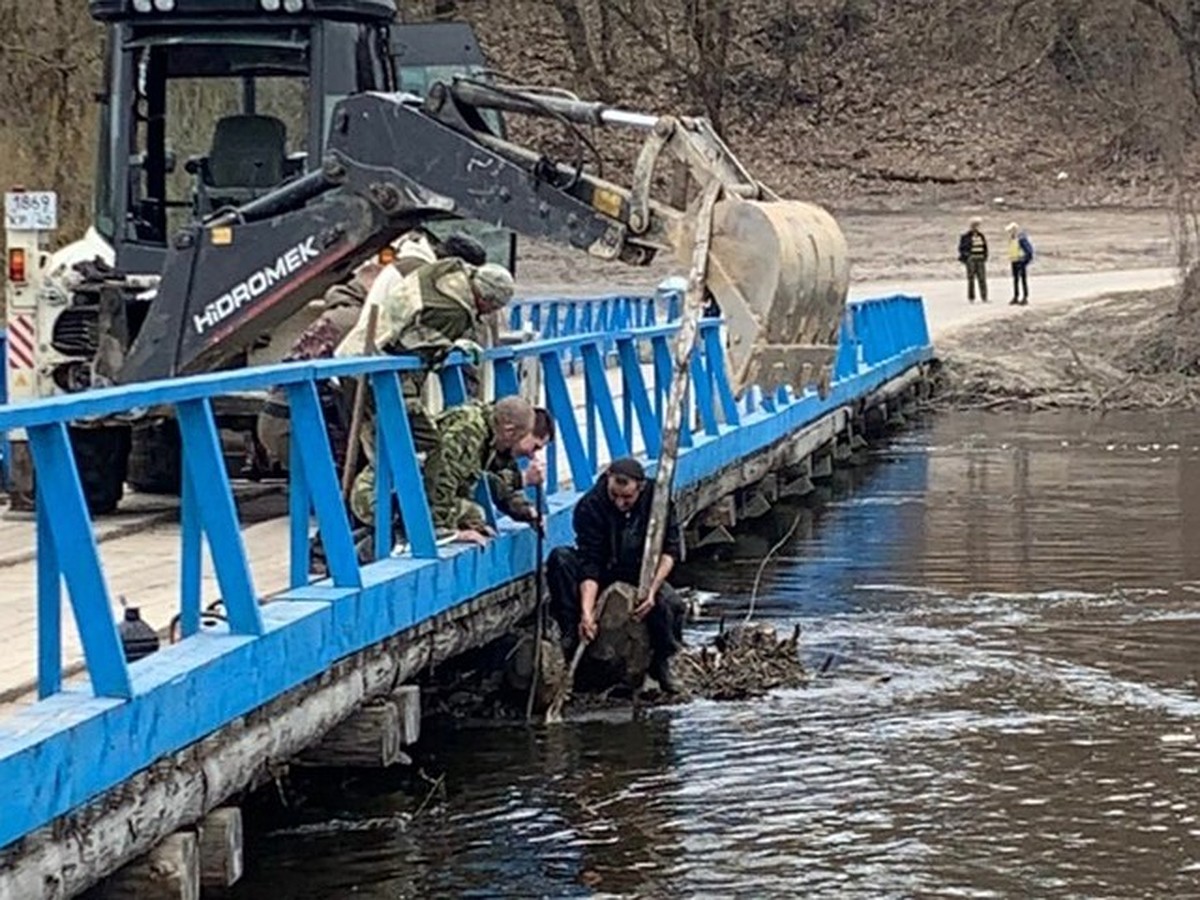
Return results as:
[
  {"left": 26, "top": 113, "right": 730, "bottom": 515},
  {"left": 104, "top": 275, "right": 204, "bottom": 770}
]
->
[{"left": 231, "top": 411, "right": 1200, "bottom": 898}]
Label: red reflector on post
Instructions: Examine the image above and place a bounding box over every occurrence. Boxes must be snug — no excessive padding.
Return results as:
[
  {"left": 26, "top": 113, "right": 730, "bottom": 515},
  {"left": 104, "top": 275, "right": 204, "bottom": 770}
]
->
[{"left": 7, "top": 247, "right": 26, "bottom": 284}]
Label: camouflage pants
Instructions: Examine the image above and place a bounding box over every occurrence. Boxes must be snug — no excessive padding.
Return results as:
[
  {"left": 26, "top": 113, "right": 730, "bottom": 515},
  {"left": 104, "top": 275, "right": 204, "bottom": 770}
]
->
[
  {"left": 355, "top": 395, "right": 439, "bottom": 466},
  {"left": 350, "top": 462, "right": 484, "bottom": 532}
]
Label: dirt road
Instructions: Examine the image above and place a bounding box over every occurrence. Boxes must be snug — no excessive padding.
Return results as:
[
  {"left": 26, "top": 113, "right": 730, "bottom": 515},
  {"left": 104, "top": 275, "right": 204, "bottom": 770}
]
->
[
  {"left": 853, "top": 267, "right": 1178, "bottom": 341},
  {"left": 516, "top": 207, "right": 1176, "bottom": 297}
]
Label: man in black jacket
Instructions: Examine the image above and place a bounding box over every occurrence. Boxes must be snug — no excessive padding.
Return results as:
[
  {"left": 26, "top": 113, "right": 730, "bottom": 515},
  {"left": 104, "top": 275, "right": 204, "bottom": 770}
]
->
[
  {"left": 957, "top": 216, "right": 989, "bottom": 303},
  {"left": 547, "top": 457, "right": 686, "bottom": 691}
]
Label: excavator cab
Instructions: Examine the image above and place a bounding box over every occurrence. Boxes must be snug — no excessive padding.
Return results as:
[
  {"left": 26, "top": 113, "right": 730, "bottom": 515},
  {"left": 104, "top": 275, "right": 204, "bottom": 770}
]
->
[
  {"left": 87, "top": 1, "right": 514, "bottom": 275},
  {"left": 88, "top": 0, "right": 396, "bottom": 276}
]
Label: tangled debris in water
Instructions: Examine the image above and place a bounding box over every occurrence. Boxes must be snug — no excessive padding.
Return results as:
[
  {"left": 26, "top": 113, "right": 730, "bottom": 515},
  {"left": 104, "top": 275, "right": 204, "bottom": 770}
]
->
[
  {"left": 421, "top": 619, "right": 807, "bottom": 722},
  {"left": 671, "top": 622, "right": 807, "bottom": 701}
]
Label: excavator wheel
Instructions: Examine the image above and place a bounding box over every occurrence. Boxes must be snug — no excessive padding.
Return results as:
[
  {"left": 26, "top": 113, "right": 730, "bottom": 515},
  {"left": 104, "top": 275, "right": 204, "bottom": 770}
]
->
[
  {"left": 128, "top": 419, "right": 183, "bottom": 495},
  {"left": 69, "top": 425, "right": 131, "bottom": 515}
]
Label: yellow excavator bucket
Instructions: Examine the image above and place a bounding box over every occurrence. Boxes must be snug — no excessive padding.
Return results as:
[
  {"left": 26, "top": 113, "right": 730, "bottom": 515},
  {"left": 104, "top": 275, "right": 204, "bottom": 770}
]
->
[{"left": 702, "top": 197, "right": 850, "bottom": 396}]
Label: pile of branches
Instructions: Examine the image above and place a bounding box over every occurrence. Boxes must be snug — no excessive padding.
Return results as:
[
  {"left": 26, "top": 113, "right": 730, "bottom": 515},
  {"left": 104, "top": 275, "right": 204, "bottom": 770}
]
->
[{"left": 671, "top": 622, "right": 807, "bottom": 701}]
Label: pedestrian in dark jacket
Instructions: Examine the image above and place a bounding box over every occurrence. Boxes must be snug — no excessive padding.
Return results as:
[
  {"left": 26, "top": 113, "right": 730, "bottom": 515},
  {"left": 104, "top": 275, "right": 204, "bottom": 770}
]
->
[
  {"left": 957, "top": 217, "right": 989, "bottom": 303},
  {"left": 1005, "top": 222, "right": 1034, "bottom": 306},
  {"left": 546, "top": 457, "right": 686, "bottom": 691}
]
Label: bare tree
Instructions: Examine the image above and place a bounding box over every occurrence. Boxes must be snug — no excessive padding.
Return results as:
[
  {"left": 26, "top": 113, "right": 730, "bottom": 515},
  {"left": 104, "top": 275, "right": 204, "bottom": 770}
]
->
[{"left": 546, "top": 0, "right": 614, "bottom": 100}]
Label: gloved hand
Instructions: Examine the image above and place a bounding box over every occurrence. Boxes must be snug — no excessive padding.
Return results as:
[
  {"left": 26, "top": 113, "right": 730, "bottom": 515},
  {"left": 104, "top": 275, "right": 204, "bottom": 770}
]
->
[{"left": 451, "top": 338, "right": 485, "bottom": 367}]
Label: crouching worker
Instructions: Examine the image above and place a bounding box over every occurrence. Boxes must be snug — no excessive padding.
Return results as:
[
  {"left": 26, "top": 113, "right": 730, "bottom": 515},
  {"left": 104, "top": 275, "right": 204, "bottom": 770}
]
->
[
  {"left": 422, "top": 396, "right": 544, "bottom": 545},
  {"left": 485, "top": 407, "right": 555, "bottom": 528},
  {"left": 349, "top": 400, "right": 551, "bottom": 534},
  {"left": 547, "top": 457, "right": 686, "bottom": 692}
]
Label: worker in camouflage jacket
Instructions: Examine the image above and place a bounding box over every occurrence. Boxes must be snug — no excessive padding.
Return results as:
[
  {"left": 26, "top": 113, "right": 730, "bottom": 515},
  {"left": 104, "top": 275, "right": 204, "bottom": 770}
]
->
[
  {"left": 349, "top": 396, "right": 545, "bottom": 544},
  {"left": 253, "top": 260, "right": 382, "bottom": 474},
  {"left": 335, "top": 232, "right": 508, "bottom": 456}
]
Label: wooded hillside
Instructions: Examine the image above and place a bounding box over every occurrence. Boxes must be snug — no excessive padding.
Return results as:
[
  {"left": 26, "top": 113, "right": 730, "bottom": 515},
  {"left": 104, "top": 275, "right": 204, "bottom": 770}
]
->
[{"left": 2, "top": 0, "right": 1199, "bottom": 243}]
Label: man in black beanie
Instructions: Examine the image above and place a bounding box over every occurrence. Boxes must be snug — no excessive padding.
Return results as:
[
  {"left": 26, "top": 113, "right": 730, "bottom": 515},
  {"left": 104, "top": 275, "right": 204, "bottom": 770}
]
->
[{"left": 546, "top": 457, "right": 686, "bottom": 692}]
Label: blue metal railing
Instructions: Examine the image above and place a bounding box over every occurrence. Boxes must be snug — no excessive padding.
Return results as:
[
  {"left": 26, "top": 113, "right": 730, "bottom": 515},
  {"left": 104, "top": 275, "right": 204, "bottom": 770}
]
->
[
  {"left": 0, "top": 292, "right": 932, "bottom": 852},
  {"left": 507, "top": 292, "right": 683, "bottom": 373}
]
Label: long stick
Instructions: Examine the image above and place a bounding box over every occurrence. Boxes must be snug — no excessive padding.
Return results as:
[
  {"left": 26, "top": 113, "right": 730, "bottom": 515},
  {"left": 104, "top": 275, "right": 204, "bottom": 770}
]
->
[
  {"left": 544, "top": 589, "right": 610, "bottom": 725},
  {"left": 525, "top": 484, "right": 546, "bottom": 723},
  {"left": 340, "top": 305, "right": 379, "bottom": 500},
  {"left": 637, "top": 180, "right": 723, "bottom": 595}
]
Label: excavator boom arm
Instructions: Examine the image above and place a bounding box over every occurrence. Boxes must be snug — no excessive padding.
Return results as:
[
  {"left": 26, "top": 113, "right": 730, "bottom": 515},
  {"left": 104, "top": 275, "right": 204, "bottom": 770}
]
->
[{"left": 118, "top": 83, "right": 848, "bottom": 392}]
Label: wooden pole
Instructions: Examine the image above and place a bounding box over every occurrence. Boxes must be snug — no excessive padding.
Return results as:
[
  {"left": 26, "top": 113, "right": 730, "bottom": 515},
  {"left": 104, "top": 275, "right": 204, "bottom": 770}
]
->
[
  {"left": 340, "top": 305, "right": 380, "bottom": 500},
  {"left": 544, "top": 589, "right": 611, "bottom": 724},
  {"left": 637, "top": 180, "right": 723, "bottom": 595},
  {"left": 295, "top": 698, "right": 408, "bottom": 768},
  {"left": 525, "top": 485, "right": 546, "bottom": 723},
  {"left": 98, "top": 832, "right": 199, "bottom": 900},
  {"left": 198, "top": 807, "right": 243, "bottom": 891},
  {"left": 544, "top": 183, "right": 722, "bottom": 726}
]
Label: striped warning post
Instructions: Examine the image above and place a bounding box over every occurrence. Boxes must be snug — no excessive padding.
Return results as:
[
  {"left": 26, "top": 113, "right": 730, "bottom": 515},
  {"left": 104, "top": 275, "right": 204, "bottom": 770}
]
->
[{"left": 6, "top": 314, "right": 35, "bottom": 370}]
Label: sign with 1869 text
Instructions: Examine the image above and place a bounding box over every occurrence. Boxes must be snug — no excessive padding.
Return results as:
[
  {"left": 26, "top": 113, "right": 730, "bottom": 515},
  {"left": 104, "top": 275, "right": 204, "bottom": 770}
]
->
[{"left": 4, "top": 191, "right": 58, "bottom": 231}]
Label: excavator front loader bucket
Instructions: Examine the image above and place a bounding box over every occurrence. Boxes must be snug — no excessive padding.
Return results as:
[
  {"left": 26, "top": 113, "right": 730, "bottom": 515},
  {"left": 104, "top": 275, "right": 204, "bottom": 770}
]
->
[{"left": 700, "top": 197, "right": 850, "bottom": 396}]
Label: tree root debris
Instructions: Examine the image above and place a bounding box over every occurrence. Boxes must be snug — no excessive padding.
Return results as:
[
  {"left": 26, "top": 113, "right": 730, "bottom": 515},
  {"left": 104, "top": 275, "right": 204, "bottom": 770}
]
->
[
  {"left": 671, "top": 623, "right": 807, "bottom": 701},
  {"left": 421, "top": 619, "right": 807, "bottom": 723}
]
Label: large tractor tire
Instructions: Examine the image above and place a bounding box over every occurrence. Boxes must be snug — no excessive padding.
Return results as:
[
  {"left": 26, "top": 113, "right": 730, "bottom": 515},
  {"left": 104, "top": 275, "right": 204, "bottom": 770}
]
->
[
  {"left": 69, "top": 426, "right": 131, "bottom": 515},
  {"left": 128, "top": 419, "right": 182, "bottom": 495},
  {"left": 3, "top": 440, "right": 36, "bottom": 514}
]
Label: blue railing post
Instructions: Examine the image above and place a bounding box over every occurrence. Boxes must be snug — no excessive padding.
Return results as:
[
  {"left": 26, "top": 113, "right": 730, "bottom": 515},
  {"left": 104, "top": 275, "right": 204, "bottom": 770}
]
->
[
  {"left": 581, "top": 341, "right": 629, "bottom": 460},
  {"left": 28, "top": 421, "right": 132, "bottom": 699},
  {"left": 180, "top": 463, "right": 203, "bottom": 636},
  {"left": 370, "top": 371, "right": 438, "bottom": 558},
  {"left": 492, "top": 356, "right": 520, "bottom": 398},
  {"left": 176, "top": 398, "right": 264, "bottom": 636},
  {"left": 285, "top": 381, "right": 361, "bottom": 587},
  {"left": 36, "top": 497, "right": 61, "bottom": 698},
  {"left": 688, "top": 351, "right": 720, "bottom": 436},
  {"left": 704, "top": 323, "right": 740, "bottom": 426},
  {"left": 541, "top": 348, "right": 593, "bottom": 489},
  {"left": 616, "top": 335, "right": 662, "bottom": 457}
]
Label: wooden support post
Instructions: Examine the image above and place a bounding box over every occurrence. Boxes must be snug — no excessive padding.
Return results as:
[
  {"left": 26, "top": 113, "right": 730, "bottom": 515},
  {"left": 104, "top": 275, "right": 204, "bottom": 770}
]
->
[
  {"left": 198, "top": 808, "right": 243, "bottom": 891},
  {"left": 849, "top": 423, "right": 869, "bottom": 451},
  {"left": 98, "top": 832, "right": 199, "bottom": 900},
  {"left": 779, "top": 474, "right": 815, "bottom": 498},
  {"left": 811, "top": 450, "right": 834, "bottom": 480},
  {"left": 391, "top": 684, "right": 421, "bottom": 747},
  {"left": 695, "top": 525, "right": 736, "bottom": 549},
  {"left": 863, "top": 403, "right": 888, "bottom": 438},
  {"left": 738, "top": 490, "right": 772, "bottom": 520},
  {"left": 833, "top": 438, "right": 853, "bottom": 463},
  {"left": 296, "top": 699, "right": 409, "bottom": 768},
  {"left": 700, "top": 495, "right": 736, "bottom": 529},
  {"left": 759, "top": 473, "right": 779, "bottom": 502}
]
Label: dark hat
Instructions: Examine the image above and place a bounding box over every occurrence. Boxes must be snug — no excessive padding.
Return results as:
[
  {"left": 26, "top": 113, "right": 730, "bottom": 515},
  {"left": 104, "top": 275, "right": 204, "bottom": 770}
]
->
[
  {"left": 607, "top": 457, "right": 646, "bottom": 481},
  {"left": 437, "top": 232, "right": 488, "bottom": 267}
]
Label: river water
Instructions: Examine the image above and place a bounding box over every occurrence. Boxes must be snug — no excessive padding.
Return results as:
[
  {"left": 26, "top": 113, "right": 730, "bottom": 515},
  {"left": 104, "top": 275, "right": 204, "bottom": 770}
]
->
[{"left": 230, "top": 411, "right": 1200, "bottom": 898}]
